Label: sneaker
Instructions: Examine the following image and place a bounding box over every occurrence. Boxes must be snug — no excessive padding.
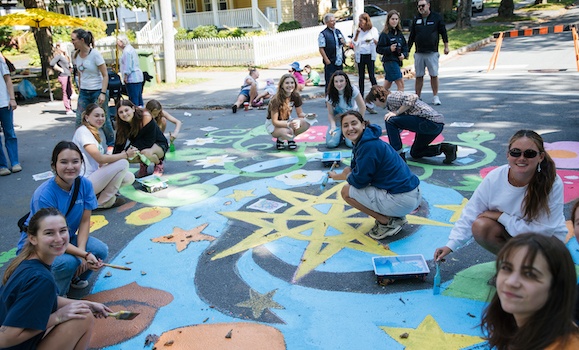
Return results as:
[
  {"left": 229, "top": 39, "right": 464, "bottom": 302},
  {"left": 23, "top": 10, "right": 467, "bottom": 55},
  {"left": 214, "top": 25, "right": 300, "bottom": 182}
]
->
[
  {"left": 441, "top": 143, "right": 458, "bottom": 164},
  {"left": 153, "top": 160, "right": 164, "bottom": 176},
  {"left": 0, "top": 168, "right": 10, "bottom": 176},
  {"left": 70, "top": 277, "right": 89, "bottom": 289},
  {"left": 368, "top": 216, "right": 408, "bottom": 240},
  {"left": 66, "top": 110, "right": 76, "bottom": 116},
  {"left": 232, "top": 104, "right": 237, "bottom": 113},
  {"left": 432, "top": 95, "right": 441, "bottom": 105},
  {"left": 366, "top": 106, "right": 377, "bottom": 114},
  {"left": 11, "top": 164, "right": 22, "bottom": 173},
  {"left": 136, "top": 162, "right": 149, "bottom": 178}
]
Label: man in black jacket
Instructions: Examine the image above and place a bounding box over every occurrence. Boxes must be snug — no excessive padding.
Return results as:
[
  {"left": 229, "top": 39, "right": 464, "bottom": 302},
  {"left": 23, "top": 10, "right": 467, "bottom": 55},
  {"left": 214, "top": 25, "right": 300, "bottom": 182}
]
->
[
  {"left": 408, "top": 0, "right": 449, "bottom": 105},
  {"left": 318, "top": 13, "right": 345, "bottom": 92}
]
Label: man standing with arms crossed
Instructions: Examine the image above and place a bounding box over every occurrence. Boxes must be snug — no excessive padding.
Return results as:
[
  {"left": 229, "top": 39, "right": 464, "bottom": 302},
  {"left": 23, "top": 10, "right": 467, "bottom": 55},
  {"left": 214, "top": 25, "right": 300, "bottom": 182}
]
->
[
  {"left": 319, "top": 13, "right": 345, "bottom": 91},
  {"left": 408, "top": 0, "right": 449, "bottom": 105}
]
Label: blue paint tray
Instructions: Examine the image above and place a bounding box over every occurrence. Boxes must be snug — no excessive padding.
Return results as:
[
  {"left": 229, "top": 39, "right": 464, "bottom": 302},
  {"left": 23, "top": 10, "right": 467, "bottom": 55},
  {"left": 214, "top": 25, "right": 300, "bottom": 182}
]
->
[
  {"left": 322, "top": 151, "right": 341, "bottom": 167},
  {"left": 372, "top": 255, "right": 430, "bottom": 285}
]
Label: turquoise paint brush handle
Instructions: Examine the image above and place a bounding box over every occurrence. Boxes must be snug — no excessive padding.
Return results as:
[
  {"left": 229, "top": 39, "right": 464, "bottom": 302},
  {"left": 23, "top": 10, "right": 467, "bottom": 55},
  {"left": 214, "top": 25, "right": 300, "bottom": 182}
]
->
[
  {"left": 433, "top": 262, "right": 441, "bottom": 295},
  {"left": 320, "top": 162, "right": 338, "bottom": 191}
]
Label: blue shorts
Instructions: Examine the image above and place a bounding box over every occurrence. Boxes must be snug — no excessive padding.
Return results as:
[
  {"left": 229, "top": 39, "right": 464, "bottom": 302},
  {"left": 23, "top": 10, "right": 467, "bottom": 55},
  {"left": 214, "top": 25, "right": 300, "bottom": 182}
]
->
[
  {"left": 239, "top": 89, "right": 250, "bottom": 98},
  {"left": 383, "top": 61, "right": 402, "bottom": 82}
]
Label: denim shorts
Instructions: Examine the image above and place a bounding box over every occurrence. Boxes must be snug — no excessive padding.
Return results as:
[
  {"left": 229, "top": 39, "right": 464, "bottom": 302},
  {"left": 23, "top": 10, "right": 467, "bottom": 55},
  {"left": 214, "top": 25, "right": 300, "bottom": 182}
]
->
[
  {"left": 383, "top": 61, "right": 402, "bottom": 82},
  {"left": 239, "top": 89, "right": 250, "bottom": 98}
]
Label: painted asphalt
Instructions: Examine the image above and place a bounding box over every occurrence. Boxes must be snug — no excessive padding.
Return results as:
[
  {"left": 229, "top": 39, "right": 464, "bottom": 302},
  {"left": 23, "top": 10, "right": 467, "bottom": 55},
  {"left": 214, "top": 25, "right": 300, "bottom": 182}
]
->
[{"left": 1, "top": 5, "right": 579, "bottom": 350}]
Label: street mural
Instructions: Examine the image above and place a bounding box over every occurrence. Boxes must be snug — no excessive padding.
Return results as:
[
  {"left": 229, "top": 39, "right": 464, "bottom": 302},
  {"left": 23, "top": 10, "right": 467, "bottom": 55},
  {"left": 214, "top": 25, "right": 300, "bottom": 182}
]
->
[{"left": 3, "top": 125, "right": 578, "bottom": 349}]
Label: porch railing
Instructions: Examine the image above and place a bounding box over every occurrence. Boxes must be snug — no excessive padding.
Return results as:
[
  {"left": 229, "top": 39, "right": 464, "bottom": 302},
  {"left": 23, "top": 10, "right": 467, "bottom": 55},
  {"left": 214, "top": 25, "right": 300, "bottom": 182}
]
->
[{"left": 181, "top": 8, "right": 275, "bottom": 31}]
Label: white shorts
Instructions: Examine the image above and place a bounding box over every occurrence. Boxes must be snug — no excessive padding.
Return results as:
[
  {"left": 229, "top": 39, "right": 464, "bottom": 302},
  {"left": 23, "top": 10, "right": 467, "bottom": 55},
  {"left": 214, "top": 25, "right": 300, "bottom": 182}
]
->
[
  {"left": 414, "top": 52, "right": 440, "bottom": 77},
  {"left": 264, "top": 119, "right": 275, "bottom": 134},
  {"left": 349, "top": 185, "right": 421, "bottom": 217}
]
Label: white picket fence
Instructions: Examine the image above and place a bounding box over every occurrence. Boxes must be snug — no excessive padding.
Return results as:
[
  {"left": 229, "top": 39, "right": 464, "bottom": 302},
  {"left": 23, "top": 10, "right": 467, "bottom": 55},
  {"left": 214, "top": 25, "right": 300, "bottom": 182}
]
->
[{"left": 99, "top": 20, "right": 360, "bottom": 67}]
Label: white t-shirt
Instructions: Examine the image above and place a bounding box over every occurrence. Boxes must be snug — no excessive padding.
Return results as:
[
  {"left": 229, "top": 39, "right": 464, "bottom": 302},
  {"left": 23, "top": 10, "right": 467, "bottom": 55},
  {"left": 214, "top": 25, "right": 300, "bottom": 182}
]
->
[
  {"left": 72, "top": 125, "right": 106, "bottom": 177},
  {"left": 326, "top": 86, "right": 360, "bottom": 116},
  {"left": 0, "top": 56, "right": 10, "bottom": 108},
  {"left": 74, "top": 49, "right": 106, "bottom": 90}
]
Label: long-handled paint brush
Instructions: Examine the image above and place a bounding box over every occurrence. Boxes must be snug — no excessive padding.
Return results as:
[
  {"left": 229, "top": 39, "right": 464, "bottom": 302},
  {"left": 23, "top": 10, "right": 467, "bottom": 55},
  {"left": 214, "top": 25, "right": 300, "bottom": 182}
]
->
[
  {"left": 433, "top": 261, "right": 441, "bottom": 295},
  {"left": 107, "top": 311, "right": 140, "bottom": 320},
  {"left": 320, "top": 161, "right": 338, "bottom": 191},
  {"left": 89, "top": 262, "right": 131, "bottom": 271}
]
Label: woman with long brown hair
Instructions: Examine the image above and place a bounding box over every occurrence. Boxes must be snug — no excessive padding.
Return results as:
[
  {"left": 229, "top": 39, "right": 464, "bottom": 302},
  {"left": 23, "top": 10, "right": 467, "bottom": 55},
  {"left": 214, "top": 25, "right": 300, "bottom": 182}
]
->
[
  {"left": 481, "top": 233, "right": 579, "bottom": 349},
  {"left": 264, "top": 74, "right": 311, "bottom": 150},
  {"left": 1, "top": 208, "right": 111, "bottom": 349},
  {"left": 352, "top": 13, "right": 379, "bottom": 98},
  {"left": 434, "top": 130, "right": 567, "bottom": 261},
  {"left": 376, "top": 10, "right": 408, "bottom": 92}
]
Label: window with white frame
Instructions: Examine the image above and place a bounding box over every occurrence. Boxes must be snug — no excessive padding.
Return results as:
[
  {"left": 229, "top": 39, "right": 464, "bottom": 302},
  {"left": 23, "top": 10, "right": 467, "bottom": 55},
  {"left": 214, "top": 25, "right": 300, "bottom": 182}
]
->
[
  {"left": 184, "top": 0, "right": 196, "bottom": 13},
  {"left": 203, "top": 0, "right": 227, "bottom": 12}
]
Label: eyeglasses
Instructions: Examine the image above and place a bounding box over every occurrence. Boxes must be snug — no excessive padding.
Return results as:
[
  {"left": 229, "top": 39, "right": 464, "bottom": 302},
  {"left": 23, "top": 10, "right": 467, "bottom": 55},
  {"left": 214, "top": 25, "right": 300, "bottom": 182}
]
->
[
  {"left": 509, "top": 148, "right": 539, "bottom": 158},
  {"left": 418, "top": 4, "right": 426, "bottom": 8}
]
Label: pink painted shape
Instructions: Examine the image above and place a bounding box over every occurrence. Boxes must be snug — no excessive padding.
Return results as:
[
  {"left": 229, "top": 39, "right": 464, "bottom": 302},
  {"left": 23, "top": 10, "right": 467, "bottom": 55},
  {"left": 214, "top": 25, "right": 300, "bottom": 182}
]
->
[
  {"left": 379, "top": 131, "right": 444, "bottom": 146},
  {"left": 545, "top": 141, "right": 579, "bottom": 169},
  {"left": 273, "top": 125, "right": 328, "bottom": 143}
]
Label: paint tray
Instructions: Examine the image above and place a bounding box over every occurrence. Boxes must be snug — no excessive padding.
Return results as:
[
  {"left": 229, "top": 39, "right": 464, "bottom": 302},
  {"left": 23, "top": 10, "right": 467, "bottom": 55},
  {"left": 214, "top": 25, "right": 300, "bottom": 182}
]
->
[
  {"left": 322, "top": 151, "right": 341, "bottom": 167},
  {"left": 372, "top": 255, "right": 430, "bottom": 286},
  {"left": 136, "top": 174, "right": 168, "bottom": 193}
]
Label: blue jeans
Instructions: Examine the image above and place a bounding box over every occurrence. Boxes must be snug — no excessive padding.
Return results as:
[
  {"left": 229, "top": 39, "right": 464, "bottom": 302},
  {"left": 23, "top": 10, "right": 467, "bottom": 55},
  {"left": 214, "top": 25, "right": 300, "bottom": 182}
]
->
[
  {"left": 326, "top": 126, "right": 353, "bottom": 149},
  {"left": 385, "top": 114, "right": 443, "bottom": 158},
  {"left": 126, "top": 82, "right": 144, "bottom": 107},
  {"left": 76, "top": 89, "right": 115, "bottom": 146},
  {"left": 52, "top": 235, "right": 108, "bottom": 296},
  {"left": 0, "top": 106, "right": 19, "bottom": 169}
]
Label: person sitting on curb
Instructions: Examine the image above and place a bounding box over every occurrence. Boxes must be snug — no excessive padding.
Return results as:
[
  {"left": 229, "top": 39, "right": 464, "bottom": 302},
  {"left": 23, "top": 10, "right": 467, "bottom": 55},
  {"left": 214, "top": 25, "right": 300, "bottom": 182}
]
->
[
  {"left": 289, "top": 62, "right": 305, "bottom": 92},
  {"left": 264, "top": 74, "right": 311, "bottom": 151},
  {"left": 232, "top": 68, "right": 259, "bottom": 113},
  {"left": 253, "top": 78, "right": 277, "bottom": 107},
  {"left": 365, "top": 85, "right": 457, "bottom": 164},
  {"left": 304, "top": 65, "right": 321, "bottom": 86},
  {"left": 328, "top": 110, "right": 421, "bottom": 239}
]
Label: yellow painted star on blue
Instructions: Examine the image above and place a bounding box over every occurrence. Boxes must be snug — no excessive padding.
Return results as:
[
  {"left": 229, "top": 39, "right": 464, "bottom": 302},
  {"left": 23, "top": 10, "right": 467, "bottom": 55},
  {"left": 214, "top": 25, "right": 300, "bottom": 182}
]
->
[
  {"left": 436, "top": 198, "right": 469, "bottom": 223},
  {"left": 381, "top": 315, "right": 484, "bottom": 349},
  {"left": 227, "top": 189, "right": 256, "bottom": 202},
  {"left": 236, "top": 289, "right": 285, "bottom": 319}
]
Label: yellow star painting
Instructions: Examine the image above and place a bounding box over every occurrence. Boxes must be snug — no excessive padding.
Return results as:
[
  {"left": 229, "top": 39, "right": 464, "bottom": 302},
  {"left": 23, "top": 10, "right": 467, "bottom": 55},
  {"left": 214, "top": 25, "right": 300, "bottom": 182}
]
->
[
  {"left": 381, "top": 315, "right": 484, "bottom": 349},
  {"left": 213, "top": 184, "right": 453, "bottom": 282},
  {"left": 151, "top": 224, "right": 215, "bottom": 252}
]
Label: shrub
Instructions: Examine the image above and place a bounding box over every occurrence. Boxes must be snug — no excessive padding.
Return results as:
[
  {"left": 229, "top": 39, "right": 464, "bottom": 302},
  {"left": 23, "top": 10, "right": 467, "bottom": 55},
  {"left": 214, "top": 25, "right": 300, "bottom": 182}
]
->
[
  {"left": 0, "top": 26, "right": 14, "bottom": 48},
  {"left": 175, "top": 27, "right": 189, "bottom": 40},
  {"left": 217, "top": 27, "right": 246, "bottom": 38},
  {"left": 189, "top": 25, "right": 219, "bottom": 38},
  {"left": 278, "top": 20, "right": 301, "bottom": 32},
  {"left": 444, "top": 10, "right": 458, "bottom": 24}
]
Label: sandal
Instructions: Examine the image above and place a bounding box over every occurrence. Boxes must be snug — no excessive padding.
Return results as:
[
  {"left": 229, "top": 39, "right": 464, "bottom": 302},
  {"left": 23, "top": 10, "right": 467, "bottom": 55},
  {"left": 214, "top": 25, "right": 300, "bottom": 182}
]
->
[
  {"left": 276, "top": 139, "right": 285, "bottom": 150},
  {"left": 288, "top": 140, "right": 297, "bottom": 150}
]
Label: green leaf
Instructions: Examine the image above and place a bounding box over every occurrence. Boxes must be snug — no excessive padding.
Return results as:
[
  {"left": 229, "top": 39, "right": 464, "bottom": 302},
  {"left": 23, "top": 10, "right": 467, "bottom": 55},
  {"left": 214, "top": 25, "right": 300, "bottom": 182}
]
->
[{"left": 457, "top": 130, "right": 495, "bottom": 145}]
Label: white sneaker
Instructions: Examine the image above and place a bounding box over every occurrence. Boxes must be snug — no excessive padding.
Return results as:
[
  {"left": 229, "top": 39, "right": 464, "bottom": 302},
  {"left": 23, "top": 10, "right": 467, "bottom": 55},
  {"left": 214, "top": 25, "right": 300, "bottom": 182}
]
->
[
  {"left": 368, "top": 216, "right": 408, "bottom": 239},
  {"left": 70, "top": 277, "right": 88, "bottom": 289},
  {"left": 66, "top": 110, "right": 76, "bottom": 116},
  {"left": 432, "top": 96, "right": 441, "bottom": 105}
]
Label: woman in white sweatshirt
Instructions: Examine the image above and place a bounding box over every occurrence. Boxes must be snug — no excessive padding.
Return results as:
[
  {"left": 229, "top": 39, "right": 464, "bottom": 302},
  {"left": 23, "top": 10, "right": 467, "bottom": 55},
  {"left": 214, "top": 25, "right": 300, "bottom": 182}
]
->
[{"left": 434, "top": 130, "right": 567, "bottom": 261}]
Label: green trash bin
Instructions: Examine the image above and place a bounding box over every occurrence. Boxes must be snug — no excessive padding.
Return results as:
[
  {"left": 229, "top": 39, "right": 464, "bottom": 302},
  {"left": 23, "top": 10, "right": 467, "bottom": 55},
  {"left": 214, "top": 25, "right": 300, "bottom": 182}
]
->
[{"left": 136, "top": 49, "right": 156, "bottom": 87}]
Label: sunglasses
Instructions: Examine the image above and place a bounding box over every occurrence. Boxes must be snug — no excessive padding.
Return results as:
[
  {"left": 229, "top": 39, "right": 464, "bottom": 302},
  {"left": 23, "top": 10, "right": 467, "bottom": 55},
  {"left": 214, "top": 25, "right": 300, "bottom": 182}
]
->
[
  {"left": 418, "top": 4, "right": 426, "bottom": 8},
  {"left": 509, "top": 148, "right": 539, "bottom": 158}
]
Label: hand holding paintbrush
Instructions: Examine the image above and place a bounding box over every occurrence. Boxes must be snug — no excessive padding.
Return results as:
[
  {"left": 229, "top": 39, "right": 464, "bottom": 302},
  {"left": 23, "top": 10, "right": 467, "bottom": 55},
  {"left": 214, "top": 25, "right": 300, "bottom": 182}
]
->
[{"left": 320, "top": 161, "right": 339, "bottom": 190}]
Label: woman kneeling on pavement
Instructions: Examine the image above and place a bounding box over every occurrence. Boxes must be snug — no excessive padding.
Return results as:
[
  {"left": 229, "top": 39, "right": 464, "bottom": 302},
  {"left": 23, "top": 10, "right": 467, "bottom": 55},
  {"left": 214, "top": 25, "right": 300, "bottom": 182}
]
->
[
  {"left": 113, "top": 100, "right": 168, "bottom": 178},
  {"left": 365, "top": 85, "right": 457, "bottom": 164},
  {"left": 17, "top": 141, "right": 108, "bottom": 296},
  {"left": 1, "top": 208, "right": 111, "bottom": 349},
  {"left": 73, "top": 103, "right": 136, "bottom": 209},
  {"left": 328, "top": 111, "right": 421, "bottom": 239},
  {"left": 265, "top": 74, "right": 311, "bottom": 150}
]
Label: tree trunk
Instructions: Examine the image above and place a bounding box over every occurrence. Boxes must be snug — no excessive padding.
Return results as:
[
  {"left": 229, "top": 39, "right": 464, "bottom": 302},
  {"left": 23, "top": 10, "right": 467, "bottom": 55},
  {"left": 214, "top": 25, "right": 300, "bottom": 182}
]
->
[
  {"left": 456, "top": 0, "right": 472, "bottom": 29},
  {"left": 498, "top": 0, "right": 515, "bottom": 18},
  {"left": 23, "top": 0, "right": 53, "bottom": 77}
]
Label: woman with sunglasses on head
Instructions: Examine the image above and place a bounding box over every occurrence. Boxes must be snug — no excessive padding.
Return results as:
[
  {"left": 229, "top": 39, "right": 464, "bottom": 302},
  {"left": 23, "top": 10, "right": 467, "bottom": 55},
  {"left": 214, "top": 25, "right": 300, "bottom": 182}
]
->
[{"left": 434, "top": 130, "right": 567, "bottom": 261}]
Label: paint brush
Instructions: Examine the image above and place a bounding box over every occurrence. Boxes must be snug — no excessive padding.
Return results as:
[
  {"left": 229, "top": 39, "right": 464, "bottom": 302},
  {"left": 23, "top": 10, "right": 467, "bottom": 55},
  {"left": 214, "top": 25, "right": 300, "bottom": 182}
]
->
[
  {"left": 320, "top": 161, "right": 338, "bottom": 191},
  {"left": 89, "top": 262, "right": 132, "bottom": 270},
  {"left": 107, "top": 311, "right": 140, "bottom": 320},
  {"left": 433, "top": 261, "right": 441, "bottom": 295}
]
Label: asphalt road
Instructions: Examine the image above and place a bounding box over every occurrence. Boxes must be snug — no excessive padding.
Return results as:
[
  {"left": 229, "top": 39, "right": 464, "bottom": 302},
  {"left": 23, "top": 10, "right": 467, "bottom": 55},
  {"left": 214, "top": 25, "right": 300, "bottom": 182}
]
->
[{"left": 0, "top": 25, "right": 578, "bottom": 349}]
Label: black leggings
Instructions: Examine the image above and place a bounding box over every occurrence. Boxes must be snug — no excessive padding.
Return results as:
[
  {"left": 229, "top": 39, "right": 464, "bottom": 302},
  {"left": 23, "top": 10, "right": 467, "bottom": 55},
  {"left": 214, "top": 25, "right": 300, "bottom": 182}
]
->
[{"left": 358, "top": 54, "right": 377, "bottom": 96}]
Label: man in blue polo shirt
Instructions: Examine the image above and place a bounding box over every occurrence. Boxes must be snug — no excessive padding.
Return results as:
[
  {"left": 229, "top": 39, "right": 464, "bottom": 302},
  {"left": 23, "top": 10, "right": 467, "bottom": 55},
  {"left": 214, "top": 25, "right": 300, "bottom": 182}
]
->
[{"left": 408, "top": 0, "right": 449, "bottom": 105}]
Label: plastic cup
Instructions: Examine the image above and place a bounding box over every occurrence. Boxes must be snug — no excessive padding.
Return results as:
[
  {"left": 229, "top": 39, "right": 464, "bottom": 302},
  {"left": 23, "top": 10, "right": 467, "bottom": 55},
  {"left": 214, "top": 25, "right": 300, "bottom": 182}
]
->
[{"left": 244, "top": 102, "right": 249, "bottom": 111}]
